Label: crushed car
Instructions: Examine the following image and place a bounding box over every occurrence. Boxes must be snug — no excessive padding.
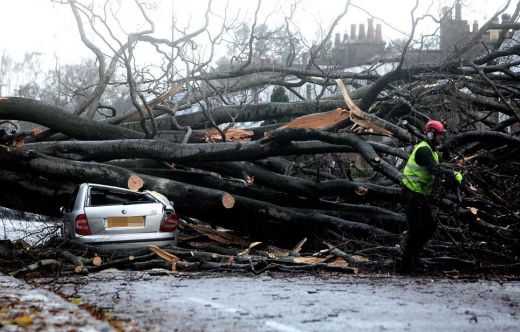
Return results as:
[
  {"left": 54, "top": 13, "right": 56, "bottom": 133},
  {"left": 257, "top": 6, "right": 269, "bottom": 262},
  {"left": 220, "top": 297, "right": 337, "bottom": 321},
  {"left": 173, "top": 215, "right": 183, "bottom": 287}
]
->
[{"left": 61, "top": 183, "right": 179, "bottom": 249}]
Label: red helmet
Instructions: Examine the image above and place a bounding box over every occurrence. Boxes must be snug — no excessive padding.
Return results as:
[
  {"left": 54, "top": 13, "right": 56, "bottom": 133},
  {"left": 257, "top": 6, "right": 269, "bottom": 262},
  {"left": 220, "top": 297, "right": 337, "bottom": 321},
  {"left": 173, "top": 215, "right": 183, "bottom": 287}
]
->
[{"left": 424, "top": 120, "right": 446, "bottom": 135}]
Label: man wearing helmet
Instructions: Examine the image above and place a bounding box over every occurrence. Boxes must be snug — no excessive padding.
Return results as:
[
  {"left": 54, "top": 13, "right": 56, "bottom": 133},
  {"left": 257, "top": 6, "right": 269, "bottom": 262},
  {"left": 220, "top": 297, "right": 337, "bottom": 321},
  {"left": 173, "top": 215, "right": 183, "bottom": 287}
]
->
[{"left": 399, "top": 120, "right": 463, "bottom": 272}]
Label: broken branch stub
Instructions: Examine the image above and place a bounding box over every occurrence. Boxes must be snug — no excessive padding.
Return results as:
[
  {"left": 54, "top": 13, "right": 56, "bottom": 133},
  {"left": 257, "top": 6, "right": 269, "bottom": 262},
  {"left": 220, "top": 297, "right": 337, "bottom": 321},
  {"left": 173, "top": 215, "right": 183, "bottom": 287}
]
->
[{"left": 335, "top": 79, "right": 414, "bottom": 142}]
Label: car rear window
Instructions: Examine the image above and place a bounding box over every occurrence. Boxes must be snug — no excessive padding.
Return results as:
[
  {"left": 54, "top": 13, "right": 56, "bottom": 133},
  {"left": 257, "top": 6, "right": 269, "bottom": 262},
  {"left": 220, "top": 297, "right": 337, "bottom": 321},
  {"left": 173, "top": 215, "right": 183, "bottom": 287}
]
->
[
  {"left": 66, "top": 187, "right": 80, "bottom": 212},
  {"left": 88, "top": 188, "right": 156, "bottom": 206}
]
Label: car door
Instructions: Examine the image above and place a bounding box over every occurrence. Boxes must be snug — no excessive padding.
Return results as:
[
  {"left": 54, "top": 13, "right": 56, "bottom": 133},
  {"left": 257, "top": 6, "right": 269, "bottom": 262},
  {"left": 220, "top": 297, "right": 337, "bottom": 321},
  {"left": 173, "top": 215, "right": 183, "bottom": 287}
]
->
[{"left": 84, "top": 186, "right": 165, "bottom": 235}]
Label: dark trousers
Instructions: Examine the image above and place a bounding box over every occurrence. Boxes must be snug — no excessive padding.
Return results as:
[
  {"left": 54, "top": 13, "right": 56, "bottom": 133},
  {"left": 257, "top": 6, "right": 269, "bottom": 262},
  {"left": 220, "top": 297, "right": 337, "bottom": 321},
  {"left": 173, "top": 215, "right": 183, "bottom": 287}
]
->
[{"left": 400, "top": 186, "right": 437, "bottom": 270}]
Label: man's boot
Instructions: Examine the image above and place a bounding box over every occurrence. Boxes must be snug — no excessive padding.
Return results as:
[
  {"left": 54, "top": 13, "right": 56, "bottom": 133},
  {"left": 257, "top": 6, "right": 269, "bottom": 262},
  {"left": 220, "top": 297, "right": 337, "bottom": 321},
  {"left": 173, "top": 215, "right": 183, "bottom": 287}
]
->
[{"left": 398, "top": 232, "right": 417, "bottom": 273}]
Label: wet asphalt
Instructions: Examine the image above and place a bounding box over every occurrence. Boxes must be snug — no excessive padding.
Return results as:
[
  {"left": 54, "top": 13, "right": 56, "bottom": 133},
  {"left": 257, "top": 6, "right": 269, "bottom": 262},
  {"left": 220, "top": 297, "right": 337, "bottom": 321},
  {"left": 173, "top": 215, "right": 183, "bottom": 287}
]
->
[{"left": 35, "top": 270, "right": 520, "bottom": 331}]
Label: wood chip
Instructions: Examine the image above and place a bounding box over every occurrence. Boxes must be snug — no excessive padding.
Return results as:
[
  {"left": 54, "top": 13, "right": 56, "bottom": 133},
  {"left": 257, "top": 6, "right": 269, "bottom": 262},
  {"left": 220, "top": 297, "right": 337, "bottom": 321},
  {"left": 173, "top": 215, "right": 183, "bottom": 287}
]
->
[
  {"left": 268, "top": 245, "right": 290, "bottom": 257},
  {"left": 290, "top": 238, "right": 307, "bottom": 255},
  {"left": 204, "top": 128, "right": 254, "bottom": 142},
  {"left": 327, "top": 257, "right": 349, "bottom": 266},
  {"left": 238, "top": 241, "right": 263, "bottom": 256},
  {"left": 355, "top": 186, "right": 368, "bottom": 195},
  {"left": 13, "top": 139, "right": 25, "bottom": 147},
  {"left": 278, "top": 108, "right": 351, "bottom": 130},
  {"left": 147, "top": 245, "right": 180, "bottom": 263},
  {"left": 188, "top": 224, "right": 250, "bottom": 247},
  {"left": 292, "top": 256, "right": 329, "bottom": 264}
]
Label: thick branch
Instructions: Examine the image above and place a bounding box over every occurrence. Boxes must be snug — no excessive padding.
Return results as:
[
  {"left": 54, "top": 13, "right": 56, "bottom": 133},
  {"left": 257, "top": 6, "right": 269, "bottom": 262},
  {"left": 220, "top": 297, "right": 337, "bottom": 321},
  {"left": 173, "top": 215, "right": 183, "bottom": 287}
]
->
[{"left": 0, "top": 97, "right": 144, "bottom": 140}]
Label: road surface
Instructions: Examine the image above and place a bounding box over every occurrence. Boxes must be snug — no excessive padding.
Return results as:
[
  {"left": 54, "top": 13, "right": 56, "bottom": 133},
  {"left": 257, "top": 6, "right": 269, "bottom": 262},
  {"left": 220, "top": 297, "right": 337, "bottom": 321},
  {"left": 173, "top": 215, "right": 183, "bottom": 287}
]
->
[{"left": 39, "top": 270, "right": 519, "bottom": 331}]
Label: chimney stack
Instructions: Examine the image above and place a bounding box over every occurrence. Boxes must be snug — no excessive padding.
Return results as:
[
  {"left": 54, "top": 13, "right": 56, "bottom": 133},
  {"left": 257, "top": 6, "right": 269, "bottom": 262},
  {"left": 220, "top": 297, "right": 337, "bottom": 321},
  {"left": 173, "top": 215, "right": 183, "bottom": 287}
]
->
[
  {"left": 367, "top": 18, "right": 375, "bottom": 40},
  {"left": 472, "top": 20, "right": 479, "bottom": 33},
  {"left": 442, "top": 6, "right": 451, "bottom": 20},
  {"left": 358, "top": 23, "right": 366, "bottom": 40},
  {"left": 343, "top": 33, "right": 349, "bottom": 42},
  {"left": 350, "top": 24, "right": 357, "bottom": 40},
  {"left": 302, "top": 52, "right": 308, "bottom": 66},
  {"left": 335, "top": 33, "right": 341, "bottom": 46},
  {"left": 502, "top": 13, "right": 511, "bottom": 23},
  {"left": 375, "top": 24, "right": 382, "bottom": 41},
  {"left": 455, "top": 1, "right": 461, "bottom": 20}
]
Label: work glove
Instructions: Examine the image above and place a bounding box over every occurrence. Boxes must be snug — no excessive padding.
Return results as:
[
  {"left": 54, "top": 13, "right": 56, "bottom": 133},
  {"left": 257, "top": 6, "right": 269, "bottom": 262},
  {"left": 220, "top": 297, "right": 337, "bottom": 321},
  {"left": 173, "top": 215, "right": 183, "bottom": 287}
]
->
[{"left": 454, "top": 171, "right": 463, "bottom": 184}]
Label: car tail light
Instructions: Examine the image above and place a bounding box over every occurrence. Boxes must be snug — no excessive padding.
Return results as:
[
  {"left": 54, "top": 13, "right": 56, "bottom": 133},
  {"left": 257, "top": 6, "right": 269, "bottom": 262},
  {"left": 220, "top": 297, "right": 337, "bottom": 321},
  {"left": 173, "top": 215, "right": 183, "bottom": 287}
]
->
[
  {"left": 160, "top": 211, "right": 179, "bottom": 232},
  {"left": 75, "top": 214, "right": 91, "bottom": 236}
]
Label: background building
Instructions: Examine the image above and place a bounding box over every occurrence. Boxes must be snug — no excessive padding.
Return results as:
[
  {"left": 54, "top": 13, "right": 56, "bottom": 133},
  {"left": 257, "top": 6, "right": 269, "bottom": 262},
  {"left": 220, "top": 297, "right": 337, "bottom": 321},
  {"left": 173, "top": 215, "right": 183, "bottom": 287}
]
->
[{"left": 327, "top": 1, "right": 504, "bottom": 68}]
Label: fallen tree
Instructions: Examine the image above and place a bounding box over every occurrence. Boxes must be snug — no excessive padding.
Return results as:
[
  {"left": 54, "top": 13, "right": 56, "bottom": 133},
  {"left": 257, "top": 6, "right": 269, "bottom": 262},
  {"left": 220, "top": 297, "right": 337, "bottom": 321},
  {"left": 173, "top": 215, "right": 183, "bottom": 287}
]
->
[{"left": 0, "top": 0, "right": 519, "bottom": 276}]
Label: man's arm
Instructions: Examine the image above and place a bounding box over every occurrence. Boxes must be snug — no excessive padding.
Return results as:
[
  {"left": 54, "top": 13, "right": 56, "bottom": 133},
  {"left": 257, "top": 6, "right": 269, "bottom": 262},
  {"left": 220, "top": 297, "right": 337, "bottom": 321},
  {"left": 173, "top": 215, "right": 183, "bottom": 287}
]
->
[{"left": 415, "top": 146, "right": 453, "bottom": 177}]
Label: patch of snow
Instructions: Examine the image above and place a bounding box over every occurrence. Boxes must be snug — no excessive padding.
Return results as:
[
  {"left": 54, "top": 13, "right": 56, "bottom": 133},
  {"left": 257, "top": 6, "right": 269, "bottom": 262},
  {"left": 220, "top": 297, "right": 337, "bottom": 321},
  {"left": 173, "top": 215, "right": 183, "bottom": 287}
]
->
[{"left": 0, "top": 217, "right": 60, "bottom": 246}]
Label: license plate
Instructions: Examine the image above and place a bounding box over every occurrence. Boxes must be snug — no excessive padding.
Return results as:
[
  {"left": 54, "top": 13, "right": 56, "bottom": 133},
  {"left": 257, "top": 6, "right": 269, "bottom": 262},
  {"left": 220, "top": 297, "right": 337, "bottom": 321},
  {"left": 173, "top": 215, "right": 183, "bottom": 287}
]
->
[{"left": 107, "top": 216, "right": 144, "bottom": 228}]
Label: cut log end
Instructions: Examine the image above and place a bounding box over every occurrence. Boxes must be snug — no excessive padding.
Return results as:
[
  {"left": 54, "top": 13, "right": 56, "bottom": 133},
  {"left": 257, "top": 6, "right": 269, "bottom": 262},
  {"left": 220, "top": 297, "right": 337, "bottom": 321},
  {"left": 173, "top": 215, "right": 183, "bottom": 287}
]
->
[
  {"left": 74, "top": 266, "right": 88, "bottom": 274},
  {"left": 92, "top": 256, "right": 102, "bottom": 266},
  {"left": 221, "top": 193, "right": 235, "bottom": 209},
  {"left": 128, "top": 175, "right": 144, "bottom": 192}
]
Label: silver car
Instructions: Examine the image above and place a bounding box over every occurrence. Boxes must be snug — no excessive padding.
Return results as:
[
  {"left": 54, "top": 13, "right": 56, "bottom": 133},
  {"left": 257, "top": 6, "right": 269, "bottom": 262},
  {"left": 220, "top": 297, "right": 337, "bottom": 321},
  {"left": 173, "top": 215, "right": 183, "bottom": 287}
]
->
[{"left": 61, "top": 183, "right": 178, "bottom": 249}]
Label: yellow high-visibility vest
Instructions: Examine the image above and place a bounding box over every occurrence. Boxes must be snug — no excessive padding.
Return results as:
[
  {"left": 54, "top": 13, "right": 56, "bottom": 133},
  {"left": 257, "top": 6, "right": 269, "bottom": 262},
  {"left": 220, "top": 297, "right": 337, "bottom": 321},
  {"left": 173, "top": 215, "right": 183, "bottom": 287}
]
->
[{"left": 402, "top": 141, "right": 439, "bottom": 195}]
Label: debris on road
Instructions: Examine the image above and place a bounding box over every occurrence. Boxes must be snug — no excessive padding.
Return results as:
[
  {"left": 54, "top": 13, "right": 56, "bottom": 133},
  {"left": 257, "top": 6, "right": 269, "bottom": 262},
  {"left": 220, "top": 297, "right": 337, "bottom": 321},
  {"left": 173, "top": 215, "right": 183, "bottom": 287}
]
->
[{"left": 0, "top": 274, "right": 114, "bottom": 331}]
